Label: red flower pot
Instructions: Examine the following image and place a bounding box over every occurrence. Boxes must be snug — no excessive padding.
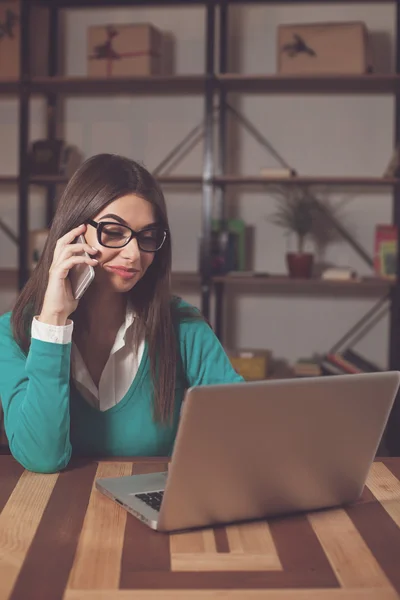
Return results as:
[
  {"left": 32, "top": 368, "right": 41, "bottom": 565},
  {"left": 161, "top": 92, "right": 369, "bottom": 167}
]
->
[{"left": 286, "top": 252, "right": 314, "bottom": 278}]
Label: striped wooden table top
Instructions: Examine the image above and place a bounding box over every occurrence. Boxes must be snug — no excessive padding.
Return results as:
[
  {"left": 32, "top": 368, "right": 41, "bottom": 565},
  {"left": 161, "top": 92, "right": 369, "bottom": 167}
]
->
[{"left": 1, "top": 456, "right": 400, "bottom": 600}]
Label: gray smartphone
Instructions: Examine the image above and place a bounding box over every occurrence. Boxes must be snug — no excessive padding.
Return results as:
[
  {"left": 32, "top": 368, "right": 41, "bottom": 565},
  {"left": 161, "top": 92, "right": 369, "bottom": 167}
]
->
[{"left": 69, "top": 234, "right": 95, "bottom": 300}]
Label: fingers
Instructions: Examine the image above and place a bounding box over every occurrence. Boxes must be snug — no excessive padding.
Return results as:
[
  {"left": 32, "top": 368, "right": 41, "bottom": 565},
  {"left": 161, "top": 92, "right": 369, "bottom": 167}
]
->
[
  {"left": 52, "top": 225, "right": 100, "bottom": 275},
  {"left": 56, "top": 224, "right": 87, "bottom": 249},
  {"left": 52, "top": 242, "right": 97, "bottom": 269},
  {"left": 50, "top": 255, "right": 98, "bottom": 279},
  {"left": 54, "top": 224, "right": 90, "bottom": 261},
  {"left": 59, "top": 243, "right": 98, "bottom": 260},
  {"left": 81, "top": 244, "right": 98, "bottom": 256}
]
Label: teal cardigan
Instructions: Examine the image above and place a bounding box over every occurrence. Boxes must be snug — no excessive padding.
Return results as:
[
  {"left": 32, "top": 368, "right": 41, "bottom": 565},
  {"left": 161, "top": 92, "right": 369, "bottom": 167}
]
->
[{"left": 0, "top": 305, "right": 243, "bottom": 473}]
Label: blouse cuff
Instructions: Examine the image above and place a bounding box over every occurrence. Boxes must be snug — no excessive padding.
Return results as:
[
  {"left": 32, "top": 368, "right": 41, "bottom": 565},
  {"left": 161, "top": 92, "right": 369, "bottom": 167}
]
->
[{"left": 31, "top": 316, "right": 73, "bottom": 345}]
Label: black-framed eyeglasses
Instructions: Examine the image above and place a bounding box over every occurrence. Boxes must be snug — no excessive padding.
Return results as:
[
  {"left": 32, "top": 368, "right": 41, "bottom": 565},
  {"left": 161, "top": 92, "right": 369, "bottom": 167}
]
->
[{"left": 87, "top": 219, "right": 167, "bottom": 253}]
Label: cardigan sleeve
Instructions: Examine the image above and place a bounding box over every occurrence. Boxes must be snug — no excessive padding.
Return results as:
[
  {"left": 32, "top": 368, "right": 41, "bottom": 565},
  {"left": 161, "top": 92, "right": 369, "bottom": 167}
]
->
[{"left": 0, "top": 313, "right": 72, "bottom": 473}]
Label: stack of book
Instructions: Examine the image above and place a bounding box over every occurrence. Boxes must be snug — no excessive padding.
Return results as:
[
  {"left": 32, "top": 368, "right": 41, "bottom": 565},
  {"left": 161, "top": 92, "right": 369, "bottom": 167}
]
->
[
  {"left": 319, "top": 349, "right": 380, "bottom": 376},
  {"left": 293, "top": 357, "right": 322, "bottom": 378}
]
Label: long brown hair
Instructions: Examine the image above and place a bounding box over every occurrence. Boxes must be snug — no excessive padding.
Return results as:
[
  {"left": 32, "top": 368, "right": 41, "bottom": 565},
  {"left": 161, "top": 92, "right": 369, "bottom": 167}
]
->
[{"left": 12, "top": 153, "right": 194, "bottom": 423}]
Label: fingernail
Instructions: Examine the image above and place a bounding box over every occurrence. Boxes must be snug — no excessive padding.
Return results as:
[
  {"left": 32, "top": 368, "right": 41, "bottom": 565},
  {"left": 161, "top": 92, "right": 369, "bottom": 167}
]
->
[{"left": 92, "top": 247, "right": 97, "bottom": 251}]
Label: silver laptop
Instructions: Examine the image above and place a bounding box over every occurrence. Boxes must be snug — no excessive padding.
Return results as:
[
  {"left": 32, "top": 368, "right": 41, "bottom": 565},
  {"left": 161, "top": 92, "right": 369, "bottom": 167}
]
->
[{"left": 96, "top": 371, "right": 400, "bottom": 532}]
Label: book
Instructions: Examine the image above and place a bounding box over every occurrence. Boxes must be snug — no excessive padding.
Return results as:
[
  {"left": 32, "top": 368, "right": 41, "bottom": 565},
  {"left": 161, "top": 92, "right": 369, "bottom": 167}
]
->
[
  {"left": 327, "top": 353, "right": 362, "bottom": 374},
  {"left": 342, "top": 349, "right": 381, "bottom": 373},
  {"left": 374, "top": 224, "right": 397, "bottom": 279},
  {"left": 319, "top": 349, "right": 381, "bottom": 376},
  {"left": 321, "top": 267, "right": 358, "bottom": 281},
  {"left": 259, "top": 167, "right": 294, "bottom": 178},
  {"left": 212, "top": 219, "right": 248, "bottom": 272},
  {"left": 293, "top": 358, "right": 321, "bottom": 377},
  {"left": 320, "top": 359, "right": 346, "bottom": 376}
]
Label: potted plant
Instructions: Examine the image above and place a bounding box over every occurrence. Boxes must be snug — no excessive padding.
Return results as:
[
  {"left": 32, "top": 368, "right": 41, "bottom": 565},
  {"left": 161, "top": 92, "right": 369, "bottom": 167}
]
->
[{"left": 269, "top": 186, "right": 324, "bottom": 278}]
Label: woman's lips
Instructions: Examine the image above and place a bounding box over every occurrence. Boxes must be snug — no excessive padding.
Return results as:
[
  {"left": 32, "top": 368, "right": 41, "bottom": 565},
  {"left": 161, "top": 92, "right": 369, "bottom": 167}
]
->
[{"left": 106, "top": 266, "right": 139, "bottom": 280}]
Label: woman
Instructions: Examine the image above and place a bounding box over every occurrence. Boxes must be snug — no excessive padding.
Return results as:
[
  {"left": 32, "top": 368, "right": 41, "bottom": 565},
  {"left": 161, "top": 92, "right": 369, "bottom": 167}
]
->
[{"left": 0, "top": 154, "right": 243, "bottom": 473}]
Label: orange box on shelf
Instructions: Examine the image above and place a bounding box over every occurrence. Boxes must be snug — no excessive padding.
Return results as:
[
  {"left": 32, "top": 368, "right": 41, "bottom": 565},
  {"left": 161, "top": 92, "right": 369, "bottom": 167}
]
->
[
  {"left": 0, "top": 0, "right": 49, "bottom": 79},
  {"left": 277, "top": 21, "right": 371, "bottom": 75},
  {"left": 87, "top": 23, "right": 164, "bottom": 77},
  {"left": 226, "top": 349, "right": 271, "bottom": 381}
]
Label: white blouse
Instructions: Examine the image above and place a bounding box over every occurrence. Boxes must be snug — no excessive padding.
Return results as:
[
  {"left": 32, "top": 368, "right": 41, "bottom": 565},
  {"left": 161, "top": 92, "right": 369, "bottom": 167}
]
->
[{"left": 31, "top": 305, "right": 144, "bottom": 412}]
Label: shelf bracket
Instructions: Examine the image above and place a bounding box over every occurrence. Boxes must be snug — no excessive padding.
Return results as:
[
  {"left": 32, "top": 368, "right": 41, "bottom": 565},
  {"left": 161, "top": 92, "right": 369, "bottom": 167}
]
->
[
  {"left": 328, "top": 292, "right": 390, "bottom": 355},
  {"left": 223, "top": 100, "right": 296, "bottom": 173},
  {"left": 152, "top": 107, "right": 219, "bottom": 178},
  {"left": 0, "top": 218, "right": 18, "bottom": 245},
  {"left": 313, "top": 199, "right": 374, "bottom": 269}
]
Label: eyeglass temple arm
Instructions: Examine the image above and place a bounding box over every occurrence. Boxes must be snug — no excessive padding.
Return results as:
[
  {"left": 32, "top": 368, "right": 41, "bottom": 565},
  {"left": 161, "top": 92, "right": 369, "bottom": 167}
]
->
[{"left": 86, "top": 219, "right": 99, "bottom": 229}]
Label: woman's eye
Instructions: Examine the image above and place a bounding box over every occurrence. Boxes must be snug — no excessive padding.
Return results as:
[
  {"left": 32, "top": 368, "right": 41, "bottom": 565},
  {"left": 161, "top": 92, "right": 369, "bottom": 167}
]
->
[
  {"left": 142, "top": 230, "right": 157, "bottom": 239},
  {"left": 103, "top": 227, "right": 125, "bottom": 236}
]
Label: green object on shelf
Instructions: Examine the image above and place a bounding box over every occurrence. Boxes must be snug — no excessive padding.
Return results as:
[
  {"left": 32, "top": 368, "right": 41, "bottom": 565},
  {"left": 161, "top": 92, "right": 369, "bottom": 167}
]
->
[{"left": 212, "top": 218, "right": 247, "bottom": 271}]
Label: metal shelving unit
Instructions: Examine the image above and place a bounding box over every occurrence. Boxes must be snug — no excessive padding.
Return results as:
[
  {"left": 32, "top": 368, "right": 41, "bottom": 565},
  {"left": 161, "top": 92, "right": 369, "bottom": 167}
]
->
[
  {"left": 211, "top": 0, "right": 400, "bottom": 456},
  {"left": 0, "top": 0, "right": 213, "bottom": 290},
  {"left": 1, "top": 0, "right": 400, "bottom": 453}
]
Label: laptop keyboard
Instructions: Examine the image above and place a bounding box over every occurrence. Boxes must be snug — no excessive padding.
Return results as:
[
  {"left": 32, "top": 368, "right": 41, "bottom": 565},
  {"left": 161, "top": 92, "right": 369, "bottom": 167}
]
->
[{"left": 135, "top": 491, "right": 164, "bottom": 512}]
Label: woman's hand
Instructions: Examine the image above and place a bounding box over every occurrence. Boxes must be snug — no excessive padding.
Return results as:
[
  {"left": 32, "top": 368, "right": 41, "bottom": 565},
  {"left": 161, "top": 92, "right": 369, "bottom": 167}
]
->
[{"left": 38, "top": 224, "right": 99, "bottom": 326}]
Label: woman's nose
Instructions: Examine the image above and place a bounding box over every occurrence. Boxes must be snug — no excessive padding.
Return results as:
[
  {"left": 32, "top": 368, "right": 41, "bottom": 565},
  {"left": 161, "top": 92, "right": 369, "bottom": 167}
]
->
[{"left": 121, "top": 237, "right": 141, "bottom": 261}]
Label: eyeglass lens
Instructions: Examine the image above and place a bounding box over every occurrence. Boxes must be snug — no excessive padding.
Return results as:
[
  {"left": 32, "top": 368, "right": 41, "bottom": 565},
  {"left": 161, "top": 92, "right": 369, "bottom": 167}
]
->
[{"left": 100, "top": 223, "right": 165, "bottom": 251}]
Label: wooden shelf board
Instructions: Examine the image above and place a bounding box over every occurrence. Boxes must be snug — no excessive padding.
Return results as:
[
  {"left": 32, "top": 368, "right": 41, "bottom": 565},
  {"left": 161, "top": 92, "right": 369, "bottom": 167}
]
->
[
  {"left": 0, "top": 177, "right": 18, "bottom": 185},
  {"left": 0, "top": 80, "right": 20, "bottom": 95},
  {"left": 1, "top": 270, "right": 395, "bottom": 295},
  {"left": 34, "top": 0, "right": 207, "bottom": 6},
  {"left": 0, "top": 175, "right": 69, "bottom": 186},
  {"left": 0, "top": 270, "right": 200, "bottom": 289},
  {"left": 29, "top": 174, "right": 400, "bottom": 187},
  {"left": 29, "top": 175, "right": 69, "bottom": 185},
  {"left": 228, "top": 0, "right": 395, "bottom": 3},
  {"left": 171, "top": 272, "right": 201, "bottom": 286},
  {"left": 2, "top": 175, "right": 393, "bottom": 188},
  {"left": 0, "top": 175, "right": 203, "bottom": 187},
  {"left": 0, "top": 269, "right": 18, "bottom": 288},
  {"left": 29, "top": 76, "right": 206, "bottom": 96},
  {"left": 29, "top": 174, "right": 203, "bottom": 186},
  {"left": 7, "top": 74, "right": 400, "bottom": 97},
  {"left": 156, "top": 175, "right": 203, "bottom": 185},
  {"left": 213, "top": 275, "right": 395, "bottom": 294},
  {"left": 218, "top": 74, "right": 400, "bottom": 94},
  {"left": 0, "top": 175, "right": 70, "bottom": 186},
  {"left": 214, "top": 175, "right": 399, "bottom": 187},
  {"left": 33, "top": 0, "right": 397, "bottom": 5}
]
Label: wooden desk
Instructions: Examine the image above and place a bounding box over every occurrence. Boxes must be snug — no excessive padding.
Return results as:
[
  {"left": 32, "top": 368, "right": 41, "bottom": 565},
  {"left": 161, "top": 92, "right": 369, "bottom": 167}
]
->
[{"left": 1, "top": 456, "right": 400, "bottom": 600}]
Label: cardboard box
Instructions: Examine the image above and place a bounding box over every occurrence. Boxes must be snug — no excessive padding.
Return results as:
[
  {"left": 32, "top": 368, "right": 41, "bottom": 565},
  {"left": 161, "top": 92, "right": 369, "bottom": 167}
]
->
[
  {"left": 227, "top": 349, "right": 271, "bottom": 381},
  {"left": 88, "top": 23, "right": 163, "bottom": 77},
  {"left": 0, "top": 0, "right": 49, "bottom": 79},
  {"left": 277, "top": 21, "right": 370, "bottom": 75}
]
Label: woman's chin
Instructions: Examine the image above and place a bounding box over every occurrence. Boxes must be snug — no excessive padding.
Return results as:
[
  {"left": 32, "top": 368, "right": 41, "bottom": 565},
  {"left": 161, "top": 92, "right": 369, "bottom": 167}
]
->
[{"left": 108, "top": 272, "right": 141, "bottom": 292}]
